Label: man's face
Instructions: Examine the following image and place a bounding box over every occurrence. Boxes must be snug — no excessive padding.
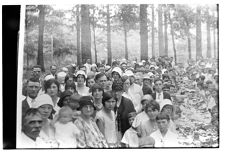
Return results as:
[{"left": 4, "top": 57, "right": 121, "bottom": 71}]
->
[
  {"left": 97, "top": 75, "right": 107, "bottom": 89},
  {"left": 23, "top": 113, "right": 43, "bottom": 140},
  {"left": 121, "top": 64, "right": 127, "bottom": 71},
  {"left": 32, "top": 68, "right": 41, "bottom": 79},
  {"left": 154, "top": 80, "right": 163, "bottom": 93},
  {"left": 27, "top": 81, "right": 40, "bottom": 99},
  {"left": 50, "top": 66, "right": 57, "bottom": 75},
  {"left": 87, "top": 59, "right": 91, "bottom": 64},
  {"left": 98, "top": 67, "right": 105, "bottom": 73}
]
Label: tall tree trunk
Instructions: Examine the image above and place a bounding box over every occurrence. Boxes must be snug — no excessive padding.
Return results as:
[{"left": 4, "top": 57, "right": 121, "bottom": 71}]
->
[
  {"left": 124, "top": 23, "right": 128, "bottom": 60},
  {"left": 164, "top": 6, "right": 168, "bottom": 56},
  {"left": 81, "top": 5, "right": 92, "bottom": 63},
  {"left": 187, "top": 32, "right": 192, "bottom": 59},
  {"left": 107, "top": 5, "right": 112, "bottom": 65},
  {"left": 168, "top": 10, "right": 177, "bottom": 64},
  {"left": 196, "top": 6, "right": 202, "bottom": 59},
  {"left": 92, "top": 9, "right": 97, "bottom": 63},
  {"left": 76, "top": 5, "right": 81, "bottom": 65},
  {"left": 140, "top": 4, "right": 148, "bottom": 61},
  {"left": 37, "top": 5, "right": 45, "bottom": 72},
  {"left": 151, "top": 4, "right": 155, "bottom": 58},
  {"left": 206, "top": 7, "right": 211, "bottom": 58},
  {"left": 158, "top": 4, "right": 164, "bottom": 56},
  {"left": 213, "top": 12, "right": 216, "bottom": 59}
]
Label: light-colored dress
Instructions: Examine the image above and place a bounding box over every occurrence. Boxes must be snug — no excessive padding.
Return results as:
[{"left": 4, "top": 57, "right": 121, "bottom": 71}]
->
[
  {"left": 74, "top": 117, "right": 109, "bottom": 148},
  {"left": 121, "top": 127, "right": 139, "bottom": 147}
]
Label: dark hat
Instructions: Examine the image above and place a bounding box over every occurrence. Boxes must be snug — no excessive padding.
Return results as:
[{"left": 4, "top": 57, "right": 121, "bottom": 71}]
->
[
  {"left": 112, "top": 80, "right": 123, "bottom": 91},
  {"left": 57, "top": 90, "right": 73, "bottom": 107},
  {"left": 70, "top": 94, "right": 81, "bottom": 103},
  {"left": 79, "top": 96, "right": 95, "bottom": 110}
]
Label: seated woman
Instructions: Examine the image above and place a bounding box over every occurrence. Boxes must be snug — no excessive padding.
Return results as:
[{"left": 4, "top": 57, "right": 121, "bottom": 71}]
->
[{"left": 74, "top": 96, "right": 109, "bottom": 148}]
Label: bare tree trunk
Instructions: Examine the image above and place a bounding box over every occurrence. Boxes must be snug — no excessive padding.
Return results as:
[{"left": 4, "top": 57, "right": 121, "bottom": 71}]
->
[
  {"left": 76, "top": 5, "right": 81, "bottom": 65},
  {"left": 81, "top": 5, "right": 92, "bottom": 63},
  {"left": 206, "top": 7, "right": 211, "bottom": 58},
  {"left": 164, "top": 6, "right": 168, "bottom": 56},
  {"left": 140, "top": 4, "right": 148, "bottom": 61},
  {"left": 168, "top": 10, "right": 177, "bottom": 64},
  {"left": 158, "top": 4, "right": 164, "bottom": 56},
  {"left": 213, "top": 12, "right": 216, "bottom": 59},
  {"left": 151, "top": 4, "right": 155, "bottom": 58},
  {"left": 187, "top": 33, "right": 192, "bottom": 59},
  {"left": 196, "top": 6, "right": 202, "bottom": 59},
  {"left": 37, "top": 5, "right": 45, "bottom": 72},
  {"left": 107, "top": 5, "right": 112, "bottom": 65},
  {"left": 124, "top": 23, "right": 128, "bottom": 60}
]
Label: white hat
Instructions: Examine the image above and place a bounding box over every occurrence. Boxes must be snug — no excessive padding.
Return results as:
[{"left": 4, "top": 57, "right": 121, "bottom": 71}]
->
[
  {"left": 75, "top": 70, "right": 87, "bottom": 78},
  {"left": 44, "top": 74, "right": 54, "bottom": 81},
  {"left": 32, "top": 94, "right": 54, "bottom": 108},
  {"left": 143, "top": 74, "right": 150, "bottom": 80},
  {"left": 141, "top": 94, "right": 153, "bottom": 102},
  {"left": 62, "top": 67, "right": 68, "bottom": 72},
  {"left": 124, "top": 70, "right": 134, "bottom": 77},
  {"left": 150, "top": 65, "right": 155, "bottom": 69},
  {"left": 105, "top": 65, "right": 111, "bottom": 71},
  {"left": 57, "top": 71, "right": 67, "bottom": 79},
  {"left": 148, "top": 72, "right": 154, "bottom": 77},
  {"left": 91, "top": 64, "right": 97, "bottom": 68},
  {"left": 162, "top": 69, "right": 168, "bottom": 74},
  {"left": 160, "top": 99, "right": 173, "bottom": 111},
  {"left": 112, "top": 67, "right": 123, "bottom": 77}
]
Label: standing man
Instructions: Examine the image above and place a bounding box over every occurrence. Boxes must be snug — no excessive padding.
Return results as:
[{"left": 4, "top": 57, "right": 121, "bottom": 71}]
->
[
  {"left": 152, "top": 79, "right": 171, "bottom": 105},
  {"left": 50, "top": 65, "right": 57, "bottom": 78},
  {"left": 32, "top": 65, "right": 42, "bottom": 80},
  {"left": 84, "top": 59, "right": 92, "bottom": 74},
  {"left": 22, "top": 77, "right": 40, "bottom": 118},
  {"left": 19, "top": 108, "right": 43, "bottom": 148}
]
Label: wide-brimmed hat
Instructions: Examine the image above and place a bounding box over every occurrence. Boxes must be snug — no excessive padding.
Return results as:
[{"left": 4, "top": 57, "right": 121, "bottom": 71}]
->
[{"left": 32, "top": 94, "right": 54, "bottom": 108}]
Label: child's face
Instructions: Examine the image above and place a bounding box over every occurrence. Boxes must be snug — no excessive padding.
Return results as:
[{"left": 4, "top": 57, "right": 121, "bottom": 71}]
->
[
  {"left": 59, "top": 111, "right": 72, "bottom": 124},
  {"left": 157, "top": 119, "right": 170, "bottom": 132},
  {"left": 128, "top": 117, "right": 135, "bottom": 126}
]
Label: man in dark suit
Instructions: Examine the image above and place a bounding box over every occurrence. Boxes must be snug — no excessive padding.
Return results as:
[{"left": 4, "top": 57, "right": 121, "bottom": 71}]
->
[
  {"left": 22, "top": 77, "right": 40, "bottom": 118},
  {"left": 151, "top": 79, "right": 171, "bottom": 105}
]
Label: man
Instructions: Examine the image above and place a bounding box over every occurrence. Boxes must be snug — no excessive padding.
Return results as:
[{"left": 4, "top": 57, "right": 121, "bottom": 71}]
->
[
  {"left": 19, "top": 108, "right": 43, "bottom": 148},
  {"left": 22, "top": 77, "right": 40, "bottom": 118},
  {"left": 152, "top": 79, "right": 171, "bottom": 105},
  {"left": 50, "top": 65, "right": 57, "bottom": 77},
  {"left": 32, "top": 65, "right": 42, "bottom": 80}
]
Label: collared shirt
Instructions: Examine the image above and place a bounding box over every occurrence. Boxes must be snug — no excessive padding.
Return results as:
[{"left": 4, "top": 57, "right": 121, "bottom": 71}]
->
[
  {"left": 121, "top": 127, "right": 139, "bottom": 147},
  {"left": 150, "top": 129, "right": 179, "bottom": 147},
  {"left": 26, "top": 96, "right": 36, "bottom": 108},
  {"left": 18, "top": 132, "right": 38, "bottom": 148},
  {"left": 156, "top": 92, "right": 164, "bottom": 105},
  {"left": 128, "top": 83, "right": 143, "bottom": 113}
]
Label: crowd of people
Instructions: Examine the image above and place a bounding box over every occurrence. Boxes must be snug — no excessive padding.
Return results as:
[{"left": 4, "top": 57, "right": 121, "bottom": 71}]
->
[{"left": 19, "top": 56, "right": 219, "bottom": 148}]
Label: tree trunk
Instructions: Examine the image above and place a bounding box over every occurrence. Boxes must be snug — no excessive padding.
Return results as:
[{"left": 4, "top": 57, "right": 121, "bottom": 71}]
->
[
  {"left": 164, "top": 7, "right": 168, "bottom": 56},
  {"left": 76, "top": 5, "right": 81, "bottom": 65},
  {"left": 213, "top": 12, "right": 216, "bottom": 59},
  {"left": 187, "top": 32, "right": 192, "bottom": 59},
  {"left": 107, "top": 5, "right": 112, "bottom": 65},
  {"left": 140, "top": 4, "right": 148, "bottom": 61},
  {"left": 158, "top": 4, "right": 164, "bottom": 57},
  {"left": 124, "top": 23, "right": 128, "bottom": 60},
  {"left": 196, "top": 6, "right": 202, "bottom": 59},
  {"left": 168, "top": 10, "right": 177, "bottom": 64},
  {"left": 93, "top": 25, "right": 97, "bottom": 63},
  {"left": 151, "top": 4, "right": 155, "bottom": 58},
  {"left": 37, "top": 5, "right": 45, "bottom": 72},
  {"left": 206, "top": 7, "right": 211, "bottom": 58},
  {"left": 81, "top": 5, "right": 92, "bottom": 63}
]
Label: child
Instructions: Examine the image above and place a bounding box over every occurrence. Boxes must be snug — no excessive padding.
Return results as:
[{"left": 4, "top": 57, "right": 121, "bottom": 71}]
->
[
  {"left": 121, "top": 112, "right": 139, "bottom": 148},
  {"left": 54, "top": 106, "right": 81, "bottom": 148},
  {"left": 150, "top": 113, "right": 179, "bottom": 147}
]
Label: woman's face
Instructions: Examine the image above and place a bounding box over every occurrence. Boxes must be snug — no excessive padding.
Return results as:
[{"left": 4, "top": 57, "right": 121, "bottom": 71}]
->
[
  {"left": 123, "top": 79, "right": 130, "bottom": 92},
  {"left": 66, "top": 87, "right": 75, "bottom": 94},
  {"left": 114, "top": 90, "right": 123, "bottom": 100},
  {"left": 38, "top": 104, "right": 53, "bottom": 119},
  {"left": 92, "top": 89, "right": 103, "bottom": 99},
  {"left": 161, "top": 105, "right": 173, "bottom": 117},
  {"left": 47, "top": 83, "right": 58, "bottom": 97},
  {"left": 77, "top": 75, "right": 85, "bottom": 85},
  {"left": 81, "top": 105, "right": 94, "bottom": 117},
  {"left": 146, "top": 107, "right": 159, "bottom": 120},
  {"left": 157, "top": 119, "right": 170, "bottom": 132},
  {"left": 87, "top": 78, "right": 95, "bottom": 88},
  {"left": 112, "top": 72, "right": 120, "bottom": 80},
  {"left": 62, "top": 96, "right": 71, "bottom": 106},
  {"left": 104, "top": 98, "right": 116, "bottom": 111}
]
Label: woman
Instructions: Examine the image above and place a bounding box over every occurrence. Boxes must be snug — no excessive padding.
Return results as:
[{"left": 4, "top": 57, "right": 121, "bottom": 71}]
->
[
  {"left": 91, "top": 83, "right": 104, "bottom": 111},
  {"left": 44, "top": 79, "right": 61, "bottom": 116},
  {"left": 74, "top": 96, "right": 109, "bottom": 148},
  {"left": 57, "top": 90, "right": 73, "bottom": 108},
  {"left": 121, "top": 75, "right": 133, "bottom": 101},
  {"left": 32, "top": 94, "right": 58, "bottom": 148},
  {"left": 86, "top": 75, "right": 96, "bottom": 92},
  {"left": 65, "top": 81, "right": 77, "bottom": 94},
  {"left": 112, "top": 80, "right": 136, "bottom": 140},
  {"left": 96, "top": 92, "right": 118, "bottom": 147},
  {"left": 75, "top": 70, "right": 90, "bottom": 96}
]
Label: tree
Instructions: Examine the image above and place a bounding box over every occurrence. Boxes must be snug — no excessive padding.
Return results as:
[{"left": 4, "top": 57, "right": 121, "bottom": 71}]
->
[
  {"left": 37, "top": 5, "right": 45, "bottom": 72},
  {"left": 151, "top": 4, "right": 155, "bottom": 58},
  {"left": 163, "top": 5, "right": 169, "bottom": 56},
  {"left": 76, "top": 5, "right": 81, "bottom": 65},
  {"left": 158, "top": 4, "right": 164, "bottom": 56},
  {"left": 106, "top": 5, "right": 112, "bottom": 65},
  {"left": 196, "top": 6, "right": 202, "bottom": 59},
  {"left": 206, "top": 7, "right": 211, "bottom": 58},
  {"left": 81, "top": 4, "right": 92, "bottom": 63},
  {"left": 140, "top": 4, "right": 148, "bottom": 61}
]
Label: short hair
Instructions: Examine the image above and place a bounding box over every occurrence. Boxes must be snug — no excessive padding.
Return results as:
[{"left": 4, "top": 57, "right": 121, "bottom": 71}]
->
[
  {"left": 22, "top": 108, "right": 41, "bottom": 128},
  {"left": 65, "top": 82, "right": 76, "bottom": 91},
  {"left": 154, "top": 78, "right": 163, "bottom": 84},
  {"left": 32, "top": 65, "right": 42, "bottom": 70},
  {"left": 156, "top": 113, "right": 170, "bottom": 121},
  {"left": 102, "top": 92, "right": 114, "bottom": 106},
  {"left": 65, "top": 74, "right": 76, "bottom": 83},
  {"left": 95, "top": 72, "right": 107, "bottom": 81},
  {"left": 27, "top": 77, "right": 40, "bottom": 84},
  {"left": 91, "top": 83, "right": 104, "bottom": 94},
  {"left": 145, "top": 100, "right": 160, "bottom": 112},
  {"left": 50, "top": 65, "right": 57, "bottom": 69},
  {"left": 44, "top": 78, "right": 60, "bottom": 93}
]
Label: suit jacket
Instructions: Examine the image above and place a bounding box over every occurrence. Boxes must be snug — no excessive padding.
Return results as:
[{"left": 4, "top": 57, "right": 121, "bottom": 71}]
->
[
  {"left": 115, "top": 96, "right": 136, "bottom": 136},
  {"left": 151, "top": 92, "right": 171, "bottom": 101},
  {"left": 22, "top": 98, "right": 30, "bottom": 118}
]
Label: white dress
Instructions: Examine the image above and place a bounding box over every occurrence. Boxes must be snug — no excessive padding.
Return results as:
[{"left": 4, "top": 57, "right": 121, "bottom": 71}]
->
[
  {"left": 128, "top": 83, "right": 143, "bottom": 113},
  {"left": 54, "top": 121, "right": 81, "bottom": 148},
  {"left": 121, "top": 127, "right": 139, "bottom": 147}
]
